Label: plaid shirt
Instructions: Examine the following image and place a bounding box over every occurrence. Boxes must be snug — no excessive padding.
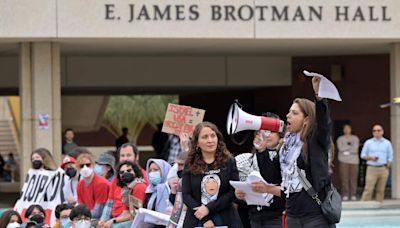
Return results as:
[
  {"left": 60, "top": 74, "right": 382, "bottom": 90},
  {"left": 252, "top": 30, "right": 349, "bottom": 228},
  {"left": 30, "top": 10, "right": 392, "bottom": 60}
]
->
[{"left": 167, "top": 135, "right": 183, "bottom": 165}]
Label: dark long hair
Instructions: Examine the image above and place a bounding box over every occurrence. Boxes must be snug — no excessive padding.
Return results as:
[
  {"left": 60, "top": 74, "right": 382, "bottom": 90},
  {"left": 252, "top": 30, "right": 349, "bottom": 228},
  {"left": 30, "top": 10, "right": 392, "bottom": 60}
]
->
[
  {"left": 24, "top": 204, "right": 45, "bottom": 219},
  {"left": 186, "top": 121, "right": 232, "bottom": 175},
  {"left": 0, "top": 210, "right": 22, "bottom": 227},
  {"left": 116, "top": 160, "right": 143, "bottom": 187}
]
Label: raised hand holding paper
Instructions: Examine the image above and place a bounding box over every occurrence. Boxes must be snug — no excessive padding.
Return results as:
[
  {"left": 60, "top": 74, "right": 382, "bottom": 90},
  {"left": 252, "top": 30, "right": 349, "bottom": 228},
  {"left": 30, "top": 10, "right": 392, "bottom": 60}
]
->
[{"left": 303, "top": 70, "right": 342, "bottom": 101}]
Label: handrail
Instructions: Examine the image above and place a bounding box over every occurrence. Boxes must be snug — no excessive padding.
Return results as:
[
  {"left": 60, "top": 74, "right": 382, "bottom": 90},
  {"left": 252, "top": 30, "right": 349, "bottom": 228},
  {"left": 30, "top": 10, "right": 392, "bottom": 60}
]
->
[{"left": 6, "top": 97, "right": 20, "bottom": 153}]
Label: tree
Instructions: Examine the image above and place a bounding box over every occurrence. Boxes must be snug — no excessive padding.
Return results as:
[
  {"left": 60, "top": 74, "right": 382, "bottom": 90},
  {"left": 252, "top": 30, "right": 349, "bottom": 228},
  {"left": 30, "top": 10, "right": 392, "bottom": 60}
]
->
[{"left": 102, "top": 95, "right": 178, "bottom": 142}]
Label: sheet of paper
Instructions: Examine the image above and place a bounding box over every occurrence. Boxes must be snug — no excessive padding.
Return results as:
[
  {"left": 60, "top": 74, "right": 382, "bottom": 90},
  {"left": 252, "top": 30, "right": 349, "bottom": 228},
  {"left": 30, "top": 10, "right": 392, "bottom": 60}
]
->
[
  {"left": 131, "top": 208, "right": 170, "bottom": 227},
  {"left": 230, "top": 181, "right": 273, "bottom": 206},
  {"left": 303, "top": 70, "right": 342, "bottom": 101}
]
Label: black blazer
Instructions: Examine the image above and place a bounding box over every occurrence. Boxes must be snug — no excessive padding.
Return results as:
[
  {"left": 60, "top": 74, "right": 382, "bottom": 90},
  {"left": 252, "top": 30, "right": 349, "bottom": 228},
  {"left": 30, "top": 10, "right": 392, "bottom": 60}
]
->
[{"left": 182, "top": 158, "right": 243, "bottom": 228}]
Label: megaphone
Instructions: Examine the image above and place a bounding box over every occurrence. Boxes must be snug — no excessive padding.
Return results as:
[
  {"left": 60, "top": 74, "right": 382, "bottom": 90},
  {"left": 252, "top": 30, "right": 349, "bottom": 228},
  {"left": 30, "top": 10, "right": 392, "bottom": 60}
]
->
[{"left": 226, "top": 101, "right": 285, "bottom": 135}]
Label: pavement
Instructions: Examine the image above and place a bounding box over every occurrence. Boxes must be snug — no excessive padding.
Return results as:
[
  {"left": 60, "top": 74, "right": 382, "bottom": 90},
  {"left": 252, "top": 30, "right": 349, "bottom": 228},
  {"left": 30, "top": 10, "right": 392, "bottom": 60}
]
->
[{"left": 342, "top": 199, "right": 400, "bottom": 209}]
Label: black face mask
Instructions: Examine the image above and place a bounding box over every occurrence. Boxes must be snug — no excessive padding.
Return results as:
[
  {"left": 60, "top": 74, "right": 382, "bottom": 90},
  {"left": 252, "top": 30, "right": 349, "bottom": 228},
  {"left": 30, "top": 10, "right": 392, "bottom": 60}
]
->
[
  {"left": 29, "top": 214, "right": 44, "bottom": 224},
  {"left": 65, "top": 167, "right": 77, "bottom": 178},
  {"left": 177, "top": 170, "right": 183, "bottom": 178},
  {"left": 121, "top": 172, "right": 135, "bottom": 184},
  {"left": 32, "top": 160, "right": 43, "bottom": 170}
]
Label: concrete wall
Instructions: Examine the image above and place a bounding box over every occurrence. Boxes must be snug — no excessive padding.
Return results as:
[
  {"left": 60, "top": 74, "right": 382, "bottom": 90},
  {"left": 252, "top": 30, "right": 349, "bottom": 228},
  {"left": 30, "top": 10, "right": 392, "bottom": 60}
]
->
[{"left": 1, "top": 0, "right": 399, "bottom": 39}]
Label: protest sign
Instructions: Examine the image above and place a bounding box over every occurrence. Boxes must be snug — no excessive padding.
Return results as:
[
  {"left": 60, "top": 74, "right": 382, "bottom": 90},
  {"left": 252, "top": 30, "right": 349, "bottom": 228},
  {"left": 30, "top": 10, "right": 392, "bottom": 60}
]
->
[
  {"left": 162, "top": 103, "right": 205, "bottom": 136},
  {"left": 167, "top": 184, "right": 187, "bottom": 228},
  {"left": 14, "top": 168, "right": 66, "bottom": 226}
]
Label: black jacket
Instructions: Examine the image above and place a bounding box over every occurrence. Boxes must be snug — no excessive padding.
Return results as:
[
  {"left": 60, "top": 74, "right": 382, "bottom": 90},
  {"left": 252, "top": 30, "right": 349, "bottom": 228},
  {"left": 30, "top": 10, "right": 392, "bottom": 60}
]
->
[
  {"left": 248, "top": 149, "right": 285, "bottom": 221},
  {"left": 286, "top": 98, "right": 332, "bottom": 217},
  {"left": 182, "top": 158, "right": 243, "bottom": 228}
]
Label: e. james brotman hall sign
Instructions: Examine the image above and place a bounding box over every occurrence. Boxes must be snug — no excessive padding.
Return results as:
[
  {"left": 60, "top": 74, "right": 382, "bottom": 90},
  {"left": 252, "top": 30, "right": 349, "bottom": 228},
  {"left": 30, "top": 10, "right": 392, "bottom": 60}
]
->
[{"left": 105, "top": 4, "right": 391, "bottom": 23}]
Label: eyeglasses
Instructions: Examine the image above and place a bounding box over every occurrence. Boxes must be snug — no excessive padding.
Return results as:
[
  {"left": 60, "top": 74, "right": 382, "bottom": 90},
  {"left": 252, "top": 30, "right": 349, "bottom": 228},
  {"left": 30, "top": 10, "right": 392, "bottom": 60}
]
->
[
  {"left": 255, "top": 130, "right": 271, "bottom": 137},
  {"left": 373, "top": 129, "right": 382, "bottom": 132},
  {"left": 73, "top": 217, "right": 90, "bottom": 222},
  {"left": 79, "top": 163, "right": 91, "bottom": 168},
  {"left": 119, "top": 169, "right": 133, "bottom": 175}
]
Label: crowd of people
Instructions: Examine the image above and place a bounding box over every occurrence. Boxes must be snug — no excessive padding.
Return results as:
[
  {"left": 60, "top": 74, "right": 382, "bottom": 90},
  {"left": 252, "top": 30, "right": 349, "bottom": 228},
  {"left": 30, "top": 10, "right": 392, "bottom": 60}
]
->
[{"left": 0, "top": 76, "right": 395, "bottom": 228}]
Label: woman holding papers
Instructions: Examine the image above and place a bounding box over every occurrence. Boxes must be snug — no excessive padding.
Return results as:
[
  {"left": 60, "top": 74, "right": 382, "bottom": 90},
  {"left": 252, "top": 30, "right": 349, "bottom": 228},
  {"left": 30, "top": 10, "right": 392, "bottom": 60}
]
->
[
  {"left": 182, "top": 121, "right": 243, "bottom": 228},
  {"left": 253, "top": 77, "right": 335, "bottom": 228},
  {"left": 235, "top": 112, "right": 285, "bottom": 228}
]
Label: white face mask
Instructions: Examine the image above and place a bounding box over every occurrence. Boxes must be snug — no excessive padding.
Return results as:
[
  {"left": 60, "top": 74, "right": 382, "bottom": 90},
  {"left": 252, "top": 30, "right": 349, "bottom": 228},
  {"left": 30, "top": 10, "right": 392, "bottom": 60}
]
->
[
  {"left": 80, "top": 165, "right": 93, "bottom": 178},
  {"left": 74, "top": 220, "right": 91, "bottom": 228},
  {"left": 6, "top": 222, "right": 21, "bottom": 228},
  {"left": 253, "top": 142, "right": 262, "bottom": 150}
]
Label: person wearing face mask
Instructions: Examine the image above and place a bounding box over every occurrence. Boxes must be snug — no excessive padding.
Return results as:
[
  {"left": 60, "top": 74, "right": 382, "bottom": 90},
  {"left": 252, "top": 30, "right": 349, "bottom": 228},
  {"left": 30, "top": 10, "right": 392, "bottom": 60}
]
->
[
  {"left": 144, "top": 158, "right": 171, "bottom": 227},
  {"left": 0, "top": 210, "right": 22, "bottom": 228},
  {"left": 69, "top": 205, "right": 92, "bottom": 228},
  {"left": 252, "top": 77, "right": 336, "bottom": 227},
  {"left": 235, "top": 112, "right": 286, "bottom": 228},
  {"left": 54, "top": 204, "right": 74, "bottom": 228},
  {"left": 61, "top": 156, "right": 79, "bottom": 205},
  {"left": 182, "top": 122, "right": 243, "bottom": 228},
  {"left": 98, "top": 143, "right": 148, "bottom": 228},
  {"left": 94, "top": 152, "right": 116, "bottom": 183},
  {"left": 100, "top": 161, "right": 146, "bottom": 228},
  {"left": 31, "top": 148, "right": 57, "bottom": 171},
  {"left": 76, "top": 152, "right": 110, "bottom": 220},
  {"left": 22, "top": 204, "right": 48, "bottom": 228}
]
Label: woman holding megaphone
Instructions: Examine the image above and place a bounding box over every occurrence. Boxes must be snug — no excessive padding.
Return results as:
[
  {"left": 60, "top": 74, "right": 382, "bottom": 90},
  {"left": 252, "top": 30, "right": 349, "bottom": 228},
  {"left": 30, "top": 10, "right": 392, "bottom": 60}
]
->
[{"left": 250, "top": 77, "right": 335, "bottom": 228}]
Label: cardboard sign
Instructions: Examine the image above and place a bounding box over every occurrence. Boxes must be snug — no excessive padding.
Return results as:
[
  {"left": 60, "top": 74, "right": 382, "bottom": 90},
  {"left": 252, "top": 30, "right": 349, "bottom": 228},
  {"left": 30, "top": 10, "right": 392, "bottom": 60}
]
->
[
  {"left": 14, "top": 168, "right": 66, "bottom": 226},
  {"left": 162, "top": 104, "right": 205, "bottom": 136},
  {"left": 129, "top": 195, "right": 143, "bottom": 217}
]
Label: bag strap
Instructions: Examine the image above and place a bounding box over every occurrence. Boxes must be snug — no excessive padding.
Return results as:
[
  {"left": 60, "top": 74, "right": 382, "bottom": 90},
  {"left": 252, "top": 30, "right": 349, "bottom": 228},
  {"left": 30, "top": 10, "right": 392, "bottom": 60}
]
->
[{"left": 296, "top": 167, "right": 322, "bottom": 205}]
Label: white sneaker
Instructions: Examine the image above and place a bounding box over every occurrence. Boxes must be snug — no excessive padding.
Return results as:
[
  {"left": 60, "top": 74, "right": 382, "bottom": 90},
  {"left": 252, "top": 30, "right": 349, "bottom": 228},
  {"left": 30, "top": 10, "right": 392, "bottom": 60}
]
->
[
  {"left": 351, "top": 196, "right": 357, "bottom": 201},
  {"left": 342, "top": 196, "right": 349, "bottom": 201}
]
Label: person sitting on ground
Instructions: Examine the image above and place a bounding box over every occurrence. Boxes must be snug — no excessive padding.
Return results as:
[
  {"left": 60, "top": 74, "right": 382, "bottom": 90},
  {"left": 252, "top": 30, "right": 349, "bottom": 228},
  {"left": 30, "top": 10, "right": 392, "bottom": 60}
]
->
[
  {"left": 145, "top": 159, "right": 171, "bottom": 213},
  {"left": 31, "top": 148, "right": 58, "bottom": 171},
  {"left": 61, "top": 156, "right": 79, "bottom": 205},
  {"left": 69, "top": 205, "right": 91, "bottom": 228},
  {"left": 53, "top": 204, "right": 74, "bottom": 228},
  {"left": 76, "top": 152, "right": 110, "bottom": 219},
  {"left": 0, "top": 210, "right": 22, "bottom": 228},
  {"left": 94, "top": 152, "right": 116, "bottom": 183},
  {"left": 22, "top": 204, "right": 49, "bottom": 228},
  {"left": 101, "top": 161, "right": 147, "bottom": 228}
]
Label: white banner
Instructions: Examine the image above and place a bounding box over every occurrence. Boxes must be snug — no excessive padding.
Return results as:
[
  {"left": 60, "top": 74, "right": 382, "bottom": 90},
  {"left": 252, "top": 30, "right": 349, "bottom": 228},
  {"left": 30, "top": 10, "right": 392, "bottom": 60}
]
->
[{"left": 14, "top": 168, "right": 67, "bottom": 226}]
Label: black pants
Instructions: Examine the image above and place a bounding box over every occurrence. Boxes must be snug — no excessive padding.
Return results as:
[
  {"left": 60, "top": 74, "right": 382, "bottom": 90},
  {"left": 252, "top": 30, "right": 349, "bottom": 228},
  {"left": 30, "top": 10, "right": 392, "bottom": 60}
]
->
[
  {"left": 250, "top": 216, "right": 282, "bottom": 228},
  {"left": 286, "top": 214, "right": 336, "bottom": 228}
]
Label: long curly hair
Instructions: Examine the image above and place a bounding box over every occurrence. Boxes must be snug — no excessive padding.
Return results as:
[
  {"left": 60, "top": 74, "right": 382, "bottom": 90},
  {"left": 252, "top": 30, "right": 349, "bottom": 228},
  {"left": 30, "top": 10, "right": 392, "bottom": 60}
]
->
[{"left": 186, "top": 121, "right": 232, "bottom": 175}]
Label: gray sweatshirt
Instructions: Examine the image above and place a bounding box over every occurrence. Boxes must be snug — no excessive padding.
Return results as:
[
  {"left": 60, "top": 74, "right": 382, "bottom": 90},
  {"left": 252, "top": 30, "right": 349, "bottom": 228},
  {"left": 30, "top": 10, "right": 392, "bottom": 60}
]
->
[{"left": 337, "top": 135, "right": 360, "bottom": 165}]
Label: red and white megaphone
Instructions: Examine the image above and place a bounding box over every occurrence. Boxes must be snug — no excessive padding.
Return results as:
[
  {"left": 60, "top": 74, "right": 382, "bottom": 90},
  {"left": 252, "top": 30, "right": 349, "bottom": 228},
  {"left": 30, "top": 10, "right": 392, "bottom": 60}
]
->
[{"left": 226, "top": 101, "right": 285, "bottom": 135}]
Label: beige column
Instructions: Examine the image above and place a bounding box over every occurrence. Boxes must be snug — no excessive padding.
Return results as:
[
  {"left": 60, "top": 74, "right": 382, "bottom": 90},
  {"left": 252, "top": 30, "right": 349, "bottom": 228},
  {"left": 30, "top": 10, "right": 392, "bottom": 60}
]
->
[
  {"left": 390, "top": 43, "right": 400, "bottom": 199},
  {"left": 19, "top": 42, "right": 61, "bottom": 176}
]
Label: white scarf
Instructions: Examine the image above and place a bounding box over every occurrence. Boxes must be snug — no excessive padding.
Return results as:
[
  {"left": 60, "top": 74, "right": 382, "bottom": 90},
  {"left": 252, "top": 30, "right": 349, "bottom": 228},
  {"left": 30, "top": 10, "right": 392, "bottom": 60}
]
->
[{"left": 279, "top": 133, "right": 304, "bottom": 197}]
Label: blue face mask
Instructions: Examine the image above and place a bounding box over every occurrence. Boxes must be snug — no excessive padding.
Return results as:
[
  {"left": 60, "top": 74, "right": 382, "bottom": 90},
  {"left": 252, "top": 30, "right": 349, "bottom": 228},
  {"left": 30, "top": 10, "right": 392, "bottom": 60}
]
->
[
  {"left": 94, "top": 164, "right": 105, "bottom": 176},
  {"left": 148, "top": 171, "right": 161, "bottom": 186},
  {"left": 61, "top": 218, "right": 71, "bottom": 228}
]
